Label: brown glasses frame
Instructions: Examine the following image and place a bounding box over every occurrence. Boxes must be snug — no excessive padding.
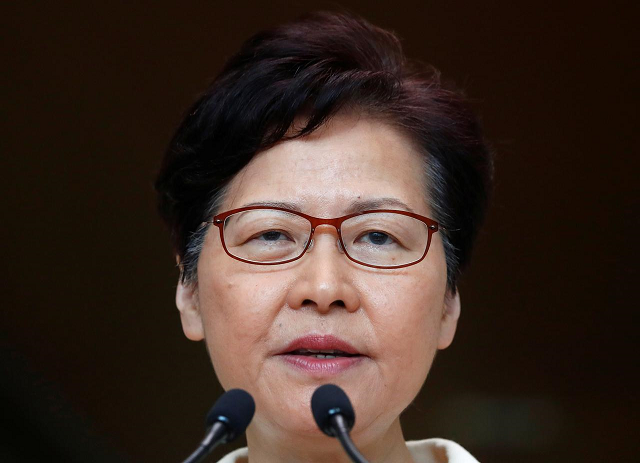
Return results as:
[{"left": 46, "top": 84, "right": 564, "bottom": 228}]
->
[{"left": 207, "top": 206, "right": 439, "bottom": 269}]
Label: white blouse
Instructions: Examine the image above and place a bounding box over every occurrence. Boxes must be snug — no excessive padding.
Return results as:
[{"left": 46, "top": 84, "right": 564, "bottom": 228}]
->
[{"left": 216, "top": 438, "right": 480, "bottom": 462}]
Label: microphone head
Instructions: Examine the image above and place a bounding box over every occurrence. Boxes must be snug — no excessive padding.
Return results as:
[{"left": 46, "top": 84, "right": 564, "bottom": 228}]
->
[
  {"left": 205, "top": 388, "right": 255, "bottom": 442},
  {"left": 311, "top": 384, "right": 356, "bottom": 437}
]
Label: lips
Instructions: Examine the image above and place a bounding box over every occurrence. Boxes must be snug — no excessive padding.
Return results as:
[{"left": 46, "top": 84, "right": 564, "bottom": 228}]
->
[
  {"left": 277, "top": 334, "right": 362, "bottom": 357},
  {"left": 285, "top": 348, "right": 359, "bottom": 359},
  {"left": 276, "top": 334, "right": 366, "bottom": 376}
]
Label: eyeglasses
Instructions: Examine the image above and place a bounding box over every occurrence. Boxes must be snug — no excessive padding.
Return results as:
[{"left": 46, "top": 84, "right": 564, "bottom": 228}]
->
[{"left": 206, "top": 206, "right": 439, "bottom": 269}]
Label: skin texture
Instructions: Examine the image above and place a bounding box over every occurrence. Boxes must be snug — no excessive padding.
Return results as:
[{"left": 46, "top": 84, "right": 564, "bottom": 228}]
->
[{"left": 176, "top": 114, "right": 461, "bottom": 463}]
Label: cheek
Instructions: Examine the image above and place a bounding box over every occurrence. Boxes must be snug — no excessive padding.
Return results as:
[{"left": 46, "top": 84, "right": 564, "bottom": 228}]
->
[
  {"left": 363, "top": 267, "right": 446, "bottom": 409},
  {"left": 375, "top": 281, "right": 441, "bottom": 362},
  {"left": 196, "top": 265, "right": 290, "bottom": 389}
]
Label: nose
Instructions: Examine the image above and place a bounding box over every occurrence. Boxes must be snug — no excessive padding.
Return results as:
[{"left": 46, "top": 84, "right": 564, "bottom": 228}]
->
[{"left": 286, "top": 225, "right": 361, "bottom": 314}]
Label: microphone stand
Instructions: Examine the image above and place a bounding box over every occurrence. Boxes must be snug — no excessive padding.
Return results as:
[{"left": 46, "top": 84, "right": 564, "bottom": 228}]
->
[
  {"left": 329, "top": 414, "right": 370, "bottom": 463},
  {"left": 182, "top": 421, "right": 228, "bottom": 463}
]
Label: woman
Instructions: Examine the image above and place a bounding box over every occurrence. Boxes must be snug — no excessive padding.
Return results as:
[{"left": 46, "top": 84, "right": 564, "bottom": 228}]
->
[{"left": 156, "top": 12, "right": 492, "bottom": 463}]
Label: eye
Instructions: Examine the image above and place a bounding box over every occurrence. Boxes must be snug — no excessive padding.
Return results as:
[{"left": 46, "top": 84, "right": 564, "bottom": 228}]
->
[
  {"left": 253, "top": 230, "right": 293, "bottom": 242},
  {"left": 357, "top": 231, "right": 396, "bottom": 246}
]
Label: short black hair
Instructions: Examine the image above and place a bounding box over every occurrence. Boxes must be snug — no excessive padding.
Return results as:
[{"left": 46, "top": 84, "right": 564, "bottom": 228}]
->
[{"left": 155, "top": 11, "right": 493, "bottom": 291}]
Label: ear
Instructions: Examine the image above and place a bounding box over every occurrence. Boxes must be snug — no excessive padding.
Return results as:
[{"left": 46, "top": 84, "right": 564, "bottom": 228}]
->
[
  {"left": 437, "top": 290, "right": 461, "bottom": 350},
  {"left": 176, "top": 279, "right": 205, "bottom": 341}
]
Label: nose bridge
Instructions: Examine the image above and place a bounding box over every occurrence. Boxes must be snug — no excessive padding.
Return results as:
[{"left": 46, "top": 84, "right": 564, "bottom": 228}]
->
[
  {"left": 307, "top": 222, "right": 343, "bottom": 255},
  {"left": 308, "top": 215, "right": 342, "bottom": 231}
]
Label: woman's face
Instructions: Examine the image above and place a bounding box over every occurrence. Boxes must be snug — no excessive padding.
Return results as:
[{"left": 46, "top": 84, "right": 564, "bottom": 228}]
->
[{"left": 177, "top": 114, "right": 460, "bottom": 444}]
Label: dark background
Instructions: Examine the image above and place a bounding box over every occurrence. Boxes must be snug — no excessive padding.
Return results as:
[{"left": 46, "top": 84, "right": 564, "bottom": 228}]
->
[{"left": 1, "top": 1, "right": 637, "bottom": 462}]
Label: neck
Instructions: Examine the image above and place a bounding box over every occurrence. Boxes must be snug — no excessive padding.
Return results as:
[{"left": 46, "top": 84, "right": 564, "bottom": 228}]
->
[{"left": 244, "top": 417, "right": 414, "bottom": 463}]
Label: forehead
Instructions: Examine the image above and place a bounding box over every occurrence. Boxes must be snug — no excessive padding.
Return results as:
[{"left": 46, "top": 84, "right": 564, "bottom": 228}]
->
[{"left": 224, "top": 114, "right": 430, "bottom": 216}]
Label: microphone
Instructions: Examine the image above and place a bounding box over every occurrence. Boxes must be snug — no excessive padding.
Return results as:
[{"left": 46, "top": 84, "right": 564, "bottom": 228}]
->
[
  {"left": 181, "top": 388, "right": 255, "bottom": 463},
  {"left": 311, "top": 384, "right": 370, "bottom": 463}
]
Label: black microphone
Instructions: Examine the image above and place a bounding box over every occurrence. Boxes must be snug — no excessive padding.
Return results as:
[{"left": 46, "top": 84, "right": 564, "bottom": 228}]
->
[
  {"left": 311, "top": 384, "right": 370, "bottom": 463},
  {"left": 181, "top": 388, "right": 255, "bottom": 463}
]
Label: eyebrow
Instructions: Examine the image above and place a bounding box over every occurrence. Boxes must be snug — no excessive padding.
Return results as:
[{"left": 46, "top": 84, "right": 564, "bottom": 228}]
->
[
  {"left": 346, "top": 197, "right": 415, "bottom": 214},
  {"left": 242, "top": 201, "right": 303, "bottom": 212},
  {"left": 241, "top": 198, "right": 414, "bottom": 214}
]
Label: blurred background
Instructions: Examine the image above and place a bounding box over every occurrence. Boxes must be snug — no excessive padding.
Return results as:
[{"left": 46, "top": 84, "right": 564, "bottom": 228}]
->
[{"left": 1, "top": 1, "right": 636, "bottom": 462}]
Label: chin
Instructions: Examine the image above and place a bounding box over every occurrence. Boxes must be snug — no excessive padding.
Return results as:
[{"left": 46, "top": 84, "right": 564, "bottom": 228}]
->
[
  {"left": 275, "top": 391, "right": 325, "bottom": 435},
  {"left": 253, "top": 408, "right": 325, "bottom": 441}
]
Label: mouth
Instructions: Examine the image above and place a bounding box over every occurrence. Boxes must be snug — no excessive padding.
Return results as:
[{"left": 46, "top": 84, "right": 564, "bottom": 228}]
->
[
  {"left": 277, "top": 334, "right": 364, "bottom": 357},
  {"left": 284, "top": 348, "right": 360, "bottom": 359},
  {"left": 276, "top": 334, "right": 366, "bottom": 376}
]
